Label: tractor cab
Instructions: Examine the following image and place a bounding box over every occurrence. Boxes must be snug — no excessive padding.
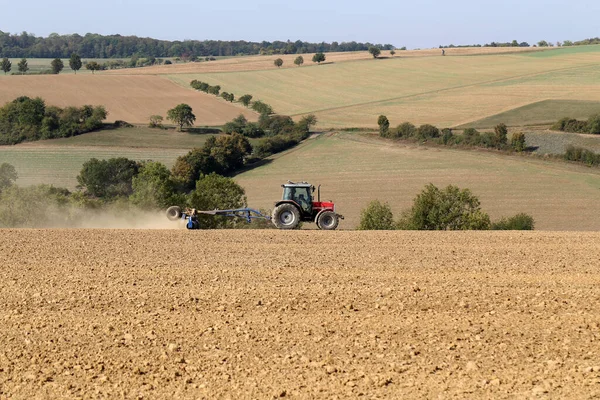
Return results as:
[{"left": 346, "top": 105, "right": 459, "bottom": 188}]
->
[{"left": 281, "top": 182, "right": 313, "bottom": 214}]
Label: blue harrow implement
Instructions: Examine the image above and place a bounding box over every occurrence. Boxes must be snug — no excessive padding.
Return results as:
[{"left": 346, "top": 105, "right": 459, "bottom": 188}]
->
[{"left": 166, "top": 206, "right": 271, "bottom": 230}]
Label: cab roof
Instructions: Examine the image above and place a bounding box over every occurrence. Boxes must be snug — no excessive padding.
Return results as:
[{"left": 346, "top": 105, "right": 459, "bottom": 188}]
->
[{"left": 282, "top": 181, "right": 311, "bottom": 188}]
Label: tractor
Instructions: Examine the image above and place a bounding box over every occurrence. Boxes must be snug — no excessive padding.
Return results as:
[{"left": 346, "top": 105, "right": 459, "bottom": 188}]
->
[
  {"left": 271, "top": 181, "right": 343, "bottom": 230},
  {"left": 165, "top": 181, "right": 343, "bottom": 230}
]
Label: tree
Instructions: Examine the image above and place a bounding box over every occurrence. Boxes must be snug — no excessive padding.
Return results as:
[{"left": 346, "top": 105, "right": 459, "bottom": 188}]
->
[
  {"left": 511, "top": 132, "right": 526, "bottom": 152},
  {"left": 493, "top": 123, "right": 508, "bottom": 149},
  {"left": 51, "top": 58, "right": 64, "bottom": 74},
  {"left": 77, "top": 158, "right": 140, "bottom": 199},
  {"left": 312, "top": 52, "right": 326, "bottom": 64},
  {"left": 368, "top": 46, "right": 381, "bottom": 58},
  {"left": 0, "top": 163, "right": 18, "bottom": 193},
  {"left": 390, "top": 50, "right": 396, "bottom": 57},
  {"left": 587, "top": 114, "right": 600, "bottom": 134},
  {"left": 130, "top": 161, "right": 179, "bottom": 209},
  {"left": 377, "top": 115, "right": 390, "bottom": 136},
  {"left": 397, "top": 184, "right": 491, "bottom": 230},
  {"left": 274, "top": 58, "right": 283, "bottom": 68},
  {"left": 17, "top": 58, "right": 28, "bottom": 74},
  {"left": 188, "top": 173, "right": 247, "bottom": 229},
  {"left": 167, "top": 103, "right": 196, "bottom": 131},
  {"left": 85, "top": 61, "right": 101, "bottom": 74},
  {"left": 1, "top": 58, "right": 11, "bottom": 75},
  {"left": 239, "top": 94, "right": 253, "bottom": 107},
  {"left": 358, "top": 200, "right": 395, "bottom": 230},
  {"left": 294, "top": 56, "right": 304, "bottom": 66},
  {"left": 69, "top": 53, "right": 82, "bottom": 73},
  {"left": 296, "top": 114, "right": 317, "bottom": 133},
  {"left": 537, "top": 40, "right": 549, "bottom": 47},
  {"left": 148, "top": 115, "right": 164, "bottom": 128},
  {"left": 416, "top": 124, "right": 440, "bottom": 139}
]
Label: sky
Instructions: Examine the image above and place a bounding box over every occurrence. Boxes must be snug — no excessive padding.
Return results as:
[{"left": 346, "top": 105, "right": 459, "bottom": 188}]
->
[{"left": 1, "top": 0, "right": 599, "bottom": 48}]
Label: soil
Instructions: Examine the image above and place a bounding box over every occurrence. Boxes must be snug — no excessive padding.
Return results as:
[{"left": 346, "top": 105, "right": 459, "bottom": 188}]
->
[{"left": 1, "top": 230, "right": 599, "bottom": 399}]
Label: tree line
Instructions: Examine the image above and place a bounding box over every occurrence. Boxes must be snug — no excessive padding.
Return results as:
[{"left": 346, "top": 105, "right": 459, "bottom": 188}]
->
[
  {"left": 439, "top": 37, "right": 600, "bottom": 49},
  {"left": 0, "top": 31, "right": 394, "bottom": 59},
  {"left": 0, "top": 96, "right": 107, "bottom": 145}
]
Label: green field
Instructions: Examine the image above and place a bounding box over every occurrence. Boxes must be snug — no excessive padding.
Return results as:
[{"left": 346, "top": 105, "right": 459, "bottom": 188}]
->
[
  {"left": 167, "top": 45, "right": 600, "bottom": 128},
  {"left": 235, "top": 133, "right": 600, "bottom": 231},
  {"left": 0, "top": 127, "right": 261, "bottom": 188},
  {"left": 459, "top": 100, "right": 600, "bottom": 128}
]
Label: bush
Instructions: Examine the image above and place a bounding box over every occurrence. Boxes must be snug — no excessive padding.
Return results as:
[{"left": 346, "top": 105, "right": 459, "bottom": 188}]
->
[
  {"left": 149, "top": 115, "right": 164, "bottom": 128},
  {"left": 239, "top": 94, "right": 253, "bottom": 107},
  {"left": 0, "top": 163, "right": 17, "bottom": 193},
  {"left": 493, "top": 123, "right": 508, "bottom": 149},
  {"left": 462, "top": 128, "right": 481, "bottom": 146},
  {"left": 552, "top": 117, "right": 588, "bottom": 133},
  {"left": 251, "top": 100, "right": 274, "bottom": 115},
  {"left": 511, "top": 132, "right": 526, "bottom": 152},
  {"left": 377, "top": 115, "right": 390, "bottom": 137},
  {"left": 440, "top": 128, "right": 454, "bottom": 144},
  {"left": 223, "top": 114, "right": 248, "bottom": 134},
  {"left": 564, "top": 145, "right": 600, "bottom": 166},
  {"left": 357, "top": 200, "right": 395, "bottom": 230},
  {"left": 416, "top": 124, "right": 440, "bottom": 140},
  {"left": 0, "top": 184, "right": 72, "bottom": 227},
  {"left": 392, "top": 122, "right": 417, "bottom": 138},
  {"left": 491, "top": 213, "right": 535, "bottom": 230},
  {"left": 397, "top": 183, "right": 491, "bottom": 230},
  {"left": 587, "top": 114, "right": 600, "bottom": 134}
]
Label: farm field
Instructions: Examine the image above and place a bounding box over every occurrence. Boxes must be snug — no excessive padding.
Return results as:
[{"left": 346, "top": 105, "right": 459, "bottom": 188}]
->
[
  {"left": 163, "top": 45, "right": 600, "bottom": 128},
  {"left": 0, "top": 74, "right": 257, "bottom": 124},
  {"left": 0, "top": 127, "right": 263, "bottom": 188},
  {"left": 235, "top": 133, "right": 600, "bottom": 230},
  {"left": 459, "top": 100, "right": 600, "bottom": 129},
  {"left": 1, "top": 229, "right": 600, "bottom": 399}
]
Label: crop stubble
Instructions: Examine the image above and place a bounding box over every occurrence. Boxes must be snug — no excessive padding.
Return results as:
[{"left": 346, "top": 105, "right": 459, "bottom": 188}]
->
[{"left": 1, "top": 229, "right": 599, "bottom": 399}]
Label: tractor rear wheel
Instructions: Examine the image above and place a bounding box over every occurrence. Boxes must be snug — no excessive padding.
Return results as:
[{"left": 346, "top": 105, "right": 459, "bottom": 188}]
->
[
  {"left": 272, "top": 204, "right": 301, "bottom": 229},
  {"left": 317, "top": 211, "right": 339, "bottom": 230},
  {"left": 166, "top": 206, "right": 182, "bottom": 221}
]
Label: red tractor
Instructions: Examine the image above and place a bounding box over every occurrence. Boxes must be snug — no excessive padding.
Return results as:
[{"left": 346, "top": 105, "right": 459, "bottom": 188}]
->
[{"left": 271, "top": 181, "right": 343, "bottom": 230}]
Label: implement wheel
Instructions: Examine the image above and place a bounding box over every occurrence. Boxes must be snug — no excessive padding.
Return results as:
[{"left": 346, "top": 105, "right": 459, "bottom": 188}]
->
[
  {"left": 317, "top": 211, "right": 339, "bottom": 230},
  {"left": 272, "top": 204, "right": 301, "bottom": 230},
  {"left": 166, "top": 206, "right": 182, "bottom": 221}
]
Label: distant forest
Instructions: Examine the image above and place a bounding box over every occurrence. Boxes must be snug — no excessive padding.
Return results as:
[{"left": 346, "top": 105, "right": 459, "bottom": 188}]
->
[
  {"left": 0, "top": 31, "right": 395, "bottom": 58},
  {"left": 439, "top": 37, "right": 600, "bottom": 48}
]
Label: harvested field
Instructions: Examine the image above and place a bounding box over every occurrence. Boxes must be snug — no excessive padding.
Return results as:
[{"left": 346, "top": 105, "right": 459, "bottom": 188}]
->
[
  {"left": 0, "top": 75, "right": 256, "bottom": 124},
  {"left": 1, "top": 229, "right": 599, "bottom": 399},
  {"left": 103, "top": 47, "right": 549, "bottom": 75}
]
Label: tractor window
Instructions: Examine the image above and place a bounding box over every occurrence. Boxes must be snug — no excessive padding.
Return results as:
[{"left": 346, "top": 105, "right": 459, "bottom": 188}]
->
[{"left": 282, "top": 186, "right": 312, "bottom": 213}]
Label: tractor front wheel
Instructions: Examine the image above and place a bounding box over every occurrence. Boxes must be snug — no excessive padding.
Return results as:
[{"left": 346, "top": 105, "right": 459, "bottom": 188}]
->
[
  {"left": 272, "top": 204, "right": 301, "bottom": 229},
  {"left": 317, "top": 211, "right": 339, "bottom": 230}
]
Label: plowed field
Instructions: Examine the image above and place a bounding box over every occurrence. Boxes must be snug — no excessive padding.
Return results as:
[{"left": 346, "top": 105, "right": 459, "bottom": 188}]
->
[
  {"left": 0, "top": 75, "right": 256, "bottom": 124},
  {"left": 1, "top": 230, "right": 600, "bottom": 399}
]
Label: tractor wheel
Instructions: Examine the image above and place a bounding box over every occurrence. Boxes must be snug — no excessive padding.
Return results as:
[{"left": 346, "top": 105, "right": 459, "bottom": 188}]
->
[
  {"left": 272, "top": 204, "right": 301, "bottom": 229},
  {"left": 166, "top": 206, "right": 182, "bottom": 221},
  {"left": 317, "top": 211, "right": 339, "bottom": 230}
]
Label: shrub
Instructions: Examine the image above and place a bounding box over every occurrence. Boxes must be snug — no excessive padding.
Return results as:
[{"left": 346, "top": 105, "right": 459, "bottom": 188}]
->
[
  {"left": 377, "top": 115, "right": 390, "bottom": 137},
  {"left": 440, "top": 128, "right": 454, "bottom": 144},
  {"left": 462, "top": 128, "right": 481, "bottom": 145},
  {"left": 587, "top": 114, "right": 600, "bottom": 134},
  {"left": 511, "top": 132, "right": 526, "bottom": 152},
  {"left": 357, "top": 200, "right": 395, "bottom": 230},
  {"left": 416, "top": 124, "right": 440, "bottom": 140},
  {"left": 239, "top": 94, "right": 253, "bottom": 107},
  {"left": 552, "top": 117, "right": 588, "bottom": 133},
  {"left": 223, "top": 114, "right": 248, "bottom": 134},
  {"left": 130, "top": 161, "right": 180, "bottom": 209},
  {"left": 493, "top": 123, "right": 508, "bottom": 149},
  {"left": 397, "top": 183, "right": 491, "bottom": 230},
  {"left": 392, "top": 122, "right": 416, "bottom": 138},
  {"left": 251, "top": 101, "right": 274, "bottom": 115},
  {"left": 149, "top": 115, "right": 164, "bottom": 128},
  {"left": 564, "top": 145, "right": 600, "bottom": 166},
  {"left": 0, "top": 163, "right": 17, "bottom": 193},
  {"left": 491, "top": 213, "right": 535, "bottom": 230}
]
